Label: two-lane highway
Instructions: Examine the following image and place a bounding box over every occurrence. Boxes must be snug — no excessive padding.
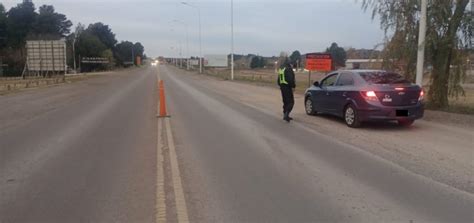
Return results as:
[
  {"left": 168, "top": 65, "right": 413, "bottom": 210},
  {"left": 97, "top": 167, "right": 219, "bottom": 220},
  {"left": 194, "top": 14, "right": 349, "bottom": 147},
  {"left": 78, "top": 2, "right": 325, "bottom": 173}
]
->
[{"left": 1, "top": 65, "right": 473, "bottom": 222}]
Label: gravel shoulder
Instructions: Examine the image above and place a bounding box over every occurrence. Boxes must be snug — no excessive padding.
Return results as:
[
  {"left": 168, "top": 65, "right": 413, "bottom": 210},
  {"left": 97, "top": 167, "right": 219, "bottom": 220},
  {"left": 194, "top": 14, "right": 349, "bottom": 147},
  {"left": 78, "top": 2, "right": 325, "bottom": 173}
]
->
[{"left": 172, "top": 67, "right": 474, "bottom": 194}]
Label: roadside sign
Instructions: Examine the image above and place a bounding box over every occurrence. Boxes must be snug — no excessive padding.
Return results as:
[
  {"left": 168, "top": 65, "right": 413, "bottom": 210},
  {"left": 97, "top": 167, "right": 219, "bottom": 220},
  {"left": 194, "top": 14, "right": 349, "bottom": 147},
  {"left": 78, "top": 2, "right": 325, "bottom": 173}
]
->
[
  {"left": 306, "top": 53, "right": 332, "bottom": 72},
  {"left": 26, "top": 40, "right": 67, "bottom": 75},
  {"left": 305, "top": 53, "right": 333, "bottom": 87},
  {"left": 204, "top": 54, "right": 228, "bottom": 67}
]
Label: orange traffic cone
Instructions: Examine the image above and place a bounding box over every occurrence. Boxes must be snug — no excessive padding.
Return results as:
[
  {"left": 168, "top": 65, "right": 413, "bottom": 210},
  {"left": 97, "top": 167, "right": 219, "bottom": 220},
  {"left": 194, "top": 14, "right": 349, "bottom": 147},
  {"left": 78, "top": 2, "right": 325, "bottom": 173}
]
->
[{"left": 158, "top": 80, "right": 169, "bottom": 117}]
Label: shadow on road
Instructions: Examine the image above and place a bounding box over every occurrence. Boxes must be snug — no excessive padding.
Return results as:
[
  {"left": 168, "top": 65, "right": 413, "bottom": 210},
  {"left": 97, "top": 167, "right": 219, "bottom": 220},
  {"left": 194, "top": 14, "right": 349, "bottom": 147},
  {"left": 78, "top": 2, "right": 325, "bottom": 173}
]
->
[{"left": 311, "top": 113, "right": 421, "bottom": 132}]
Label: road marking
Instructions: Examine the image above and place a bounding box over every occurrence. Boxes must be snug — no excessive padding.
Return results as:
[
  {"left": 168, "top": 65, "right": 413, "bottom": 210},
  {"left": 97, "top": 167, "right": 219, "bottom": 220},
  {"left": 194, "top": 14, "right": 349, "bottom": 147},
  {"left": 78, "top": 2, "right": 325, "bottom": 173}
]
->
[
  {"left": 165, "top": 118, "right": 190, "bottom": 223},
  {"left": 156, "top": 68, "right": 167, "bottom": 223},
  {"left": 156, "top": 67, "right": 190, "bottom": 223},
  {"left": 155, "top": 118, "right": 167, "bottom": 223}
]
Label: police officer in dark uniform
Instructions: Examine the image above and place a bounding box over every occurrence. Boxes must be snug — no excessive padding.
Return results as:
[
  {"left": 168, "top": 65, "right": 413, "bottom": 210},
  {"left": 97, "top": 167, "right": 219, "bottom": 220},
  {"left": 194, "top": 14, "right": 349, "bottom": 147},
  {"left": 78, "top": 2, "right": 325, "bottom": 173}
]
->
[{"left": 277, "top": 60, "right": 296, "bottom": 122}]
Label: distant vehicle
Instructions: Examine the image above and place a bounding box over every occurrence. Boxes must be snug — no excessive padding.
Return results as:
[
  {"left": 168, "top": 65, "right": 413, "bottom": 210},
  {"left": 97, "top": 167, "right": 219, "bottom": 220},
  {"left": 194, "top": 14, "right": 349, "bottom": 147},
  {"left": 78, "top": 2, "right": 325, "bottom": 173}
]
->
[
  {"left": 304, "top": 70, "right": 424, "bottom": 128},
  {"left": 151, "top": 61, "right": 158, "bottom": 66}
]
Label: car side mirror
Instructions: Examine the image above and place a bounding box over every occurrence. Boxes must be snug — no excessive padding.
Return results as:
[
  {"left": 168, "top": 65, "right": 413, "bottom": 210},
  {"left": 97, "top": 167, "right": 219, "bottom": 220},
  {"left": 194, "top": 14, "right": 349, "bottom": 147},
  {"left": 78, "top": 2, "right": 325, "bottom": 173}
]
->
[{"left": 313, "top": 81, "right": 320, "bottom": 87}]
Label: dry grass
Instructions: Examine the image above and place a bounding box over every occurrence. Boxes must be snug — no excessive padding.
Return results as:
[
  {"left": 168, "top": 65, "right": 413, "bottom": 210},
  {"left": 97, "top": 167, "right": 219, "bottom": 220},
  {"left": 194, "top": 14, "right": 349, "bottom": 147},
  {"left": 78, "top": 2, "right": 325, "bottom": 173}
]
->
[
  {"left": 443, "top": 84, "right": 474, "bottom": 114},
  {"left": 203, "top": 68, "right": 328, "bottom": 93}
]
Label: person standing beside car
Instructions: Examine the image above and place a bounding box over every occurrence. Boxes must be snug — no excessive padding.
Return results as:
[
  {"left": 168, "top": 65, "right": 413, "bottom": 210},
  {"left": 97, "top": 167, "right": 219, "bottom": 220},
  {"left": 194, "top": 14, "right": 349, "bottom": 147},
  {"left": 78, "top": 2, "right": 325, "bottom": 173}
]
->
[{"left": 277, "top": 58, "right": 296, "bottom": 122}]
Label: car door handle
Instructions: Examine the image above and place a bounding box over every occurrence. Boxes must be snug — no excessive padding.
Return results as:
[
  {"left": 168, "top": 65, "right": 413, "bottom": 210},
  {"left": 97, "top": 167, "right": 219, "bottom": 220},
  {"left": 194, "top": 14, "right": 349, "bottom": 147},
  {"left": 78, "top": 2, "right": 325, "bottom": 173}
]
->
[
  {"left": 326, "top": 92, "right": 330, "bottom": 96},
  {"left": 342, "top": 92, "right": 347, "bottom": 97}
]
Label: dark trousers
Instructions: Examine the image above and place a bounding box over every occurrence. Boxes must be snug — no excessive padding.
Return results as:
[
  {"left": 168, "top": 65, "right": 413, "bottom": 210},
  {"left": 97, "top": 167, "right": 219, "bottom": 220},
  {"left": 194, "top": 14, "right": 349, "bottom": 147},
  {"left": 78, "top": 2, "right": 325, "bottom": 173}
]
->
[{"left": 280, "top": 85, "right": 294, "bottom": 115}]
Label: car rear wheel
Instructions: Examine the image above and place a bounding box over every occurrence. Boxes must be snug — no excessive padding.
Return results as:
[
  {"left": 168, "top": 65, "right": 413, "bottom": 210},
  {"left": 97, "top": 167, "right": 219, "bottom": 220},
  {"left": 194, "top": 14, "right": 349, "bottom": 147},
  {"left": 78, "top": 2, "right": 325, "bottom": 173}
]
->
[
  {"left": 398, "top": 119, "right": 414, "bottom": 127},
  {"left": 344, "top": 104, "right": 361, "bottom": 128},
  {"left": 305, "top": 97, "right": 318, "bottom": 116}
]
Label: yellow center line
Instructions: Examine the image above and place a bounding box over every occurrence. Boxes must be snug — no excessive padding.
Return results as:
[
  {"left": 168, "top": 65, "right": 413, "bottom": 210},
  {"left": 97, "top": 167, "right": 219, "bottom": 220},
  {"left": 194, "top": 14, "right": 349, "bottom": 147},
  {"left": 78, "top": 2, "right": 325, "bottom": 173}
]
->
[
  {"left": 156, "top": 65, "right": 190, "bottom": 222},
  {"left": 156, "top": 118, "right": 167, "bottom": 223},
  {"left": 165, "top": 114, "right": 190, "bottom": 223},
  {"left": 156, "top": 68, "right": 167, "bottom": 223}
]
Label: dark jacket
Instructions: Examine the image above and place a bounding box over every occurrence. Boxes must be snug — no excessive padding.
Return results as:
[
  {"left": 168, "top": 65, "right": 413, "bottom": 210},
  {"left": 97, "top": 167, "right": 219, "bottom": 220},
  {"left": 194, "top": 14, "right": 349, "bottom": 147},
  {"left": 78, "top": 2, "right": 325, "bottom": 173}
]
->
[{"left": 277, "top": 64, "right": 296, "bottom": 88}]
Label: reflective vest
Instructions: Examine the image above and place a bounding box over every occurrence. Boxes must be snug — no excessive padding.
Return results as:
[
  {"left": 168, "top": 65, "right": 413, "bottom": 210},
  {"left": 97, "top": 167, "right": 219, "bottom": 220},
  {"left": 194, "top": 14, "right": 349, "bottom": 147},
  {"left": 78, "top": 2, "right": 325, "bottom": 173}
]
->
[{"left": 278, "top": 68, "right": 288, "bottom": 85}]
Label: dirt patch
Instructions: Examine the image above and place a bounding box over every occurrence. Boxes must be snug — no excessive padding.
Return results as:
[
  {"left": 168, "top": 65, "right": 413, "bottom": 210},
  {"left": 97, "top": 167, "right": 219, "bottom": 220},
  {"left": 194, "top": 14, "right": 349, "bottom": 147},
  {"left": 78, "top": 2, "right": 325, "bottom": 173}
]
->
[{"left": 424, "top": 110, "right": 474, "bottom": 127}]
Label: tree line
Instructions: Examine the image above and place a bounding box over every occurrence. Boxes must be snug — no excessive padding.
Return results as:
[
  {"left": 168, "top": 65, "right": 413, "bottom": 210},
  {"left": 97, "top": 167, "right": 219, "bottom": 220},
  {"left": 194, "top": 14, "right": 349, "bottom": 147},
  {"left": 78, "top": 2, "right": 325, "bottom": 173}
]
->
[
  {"left": 0, "top": 0, "right": 146, "bottom": 76},
  {"left": 362, "top": 0, "right": 472, "bottom": 109}
]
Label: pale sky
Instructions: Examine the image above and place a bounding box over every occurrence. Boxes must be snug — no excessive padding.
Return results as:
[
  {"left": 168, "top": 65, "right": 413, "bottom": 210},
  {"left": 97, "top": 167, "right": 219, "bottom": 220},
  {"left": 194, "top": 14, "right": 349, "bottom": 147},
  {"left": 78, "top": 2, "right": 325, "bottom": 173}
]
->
[{"left": 3, "top": 0, "right": 386, "bottom": 58}]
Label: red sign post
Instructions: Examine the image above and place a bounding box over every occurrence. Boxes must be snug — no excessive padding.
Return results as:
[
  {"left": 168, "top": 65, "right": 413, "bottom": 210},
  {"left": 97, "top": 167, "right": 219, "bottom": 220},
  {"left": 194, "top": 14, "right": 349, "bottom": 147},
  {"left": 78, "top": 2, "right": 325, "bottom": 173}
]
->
[{"left": 305, "top": 53, "right": 333, "bottom": 87}]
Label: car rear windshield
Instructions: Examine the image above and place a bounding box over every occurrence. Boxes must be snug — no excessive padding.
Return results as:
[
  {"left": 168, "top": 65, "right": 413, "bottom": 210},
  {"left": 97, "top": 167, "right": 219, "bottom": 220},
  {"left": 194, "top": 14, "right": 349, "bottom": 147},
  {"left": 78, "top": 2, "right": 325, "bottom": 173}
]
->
[{"left": 358, "top": 71, "right": 410, "bottom": 84}]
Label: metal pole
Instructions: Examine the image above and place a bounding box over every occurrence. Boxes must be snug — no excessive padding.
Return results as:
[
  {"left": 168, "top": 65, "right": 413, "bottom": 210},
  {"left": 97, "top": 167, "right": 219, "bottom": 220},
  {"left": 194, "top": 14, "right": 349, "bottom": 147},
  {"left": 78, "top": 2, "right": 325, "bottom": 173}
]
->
[
  {"left": 198, "top": 8, "right": 203, "bottom": 74},
  {"left": 72, "top": 38, "right": 76, "bottom": 73},
  {"left": 415, "top": 0, "right": 427, "bottom": 86},
  {"left": 173, "top": 20, "right": 189, "bottom": 70},
  {"left": 51, "top": 41, "right": 55, "bottom": 76},
  {"left": 78, "top": 54, "right": 81, "bottom": 72},
  {"left": 308, "top": 71, "right": 311, "bottom": 87},
  {"left": 175, "top": 47, "right": 178, "bottom": 66},
  {"left": 64, "top": 40, "right": 67, "bottom": 75},
  {"left": 181, "top": 2, "right": 203, "bottom": 73},
  {"left": 179, "top": 41, "right": 183, "bottom": 68},
  {"left": 132, "top": 45, "right": 135, "bottom": 66},
  {"left": 186, "top": 24, "right": 189, "bottom": 70},
  {"left": 231, "top": 0, "right": 234, "bottom": 80}
]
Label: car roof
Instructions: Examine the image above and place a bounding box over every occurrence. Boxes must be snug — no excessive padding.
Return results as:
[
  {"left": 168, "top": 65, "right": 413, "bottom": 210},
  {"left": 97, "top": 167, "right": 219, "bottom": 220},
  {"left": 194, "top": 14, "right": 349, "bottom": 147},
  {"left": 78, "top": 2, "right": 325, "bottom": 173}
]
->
[{"left": 336, "top": 69, "right": 387, "bottom": 74}]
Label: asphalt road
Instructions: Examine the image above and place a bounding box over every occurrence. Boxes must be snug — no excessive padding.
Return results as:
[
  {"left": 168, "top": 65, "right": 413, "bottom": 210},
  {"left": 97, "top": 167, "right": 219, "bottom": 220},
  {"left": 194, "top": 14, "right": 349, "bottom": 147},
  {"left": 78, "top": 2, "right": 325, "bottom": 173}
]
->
[
  {"left": 161, "top": 65, "right": 474, "bottom": 223},
  {"left": 0, "top": 69, "right": 157, "bottom": 222},
  {"left": 1, "top": 65, "right": 473, "bottom": 222}
]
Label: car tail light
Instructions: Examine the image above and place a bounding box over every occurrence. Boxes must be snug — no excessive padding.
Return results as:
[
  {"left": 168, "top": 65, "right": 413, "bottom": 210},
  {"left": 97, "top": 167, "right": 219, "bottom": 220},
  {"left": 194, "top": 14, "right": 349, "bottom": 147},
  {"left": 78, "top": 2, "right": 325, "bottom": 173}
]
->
[
  {"left": 419, "top": 89, "right": 424, "bottom": 101},
  {"left": 362, "top": 91, "right": 378, "bottom": 102},
  {"left": 366, "top": 91, "right": 376, "bottom": 97}
]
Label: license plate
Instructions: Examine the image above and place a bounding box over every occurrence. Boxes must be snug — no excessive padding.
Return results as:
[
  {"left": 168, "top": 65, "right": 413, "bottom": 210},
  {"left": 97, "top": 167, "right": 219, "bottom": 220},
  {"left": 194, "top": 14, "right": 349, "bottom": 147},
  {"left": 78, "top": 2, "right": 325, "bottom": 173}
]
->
[
  {"left": 396, "top": 110, "right": 409, "bottom": 116},
  {"left": 382, "top": 98, "right": 392, "bottom": 102}
]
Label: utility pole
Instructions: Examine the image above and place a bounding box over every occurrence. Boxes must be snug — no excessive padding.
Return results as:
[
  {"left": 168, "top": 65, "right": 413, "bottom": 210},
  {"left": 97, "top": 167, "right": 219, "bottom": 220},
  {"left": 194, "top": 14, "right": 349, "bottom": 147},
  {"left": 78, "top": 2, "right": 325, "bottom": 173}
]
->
[
  {"left": 72, "top": 37, "right": 77, "bottom": 73},
  {"left": 173, "top": 20, "right": 190, "bottom": 70},
  {"left": 231, "top": 0, "right": 234, "bottom": 80},
  {"left": 132, "top": 45, "right": 135, "bottom": 66},
  {"left": 186, "top": 26, "right": 189, "bottom": 70},
  {"left": 72, "top": 29, "right": 81, "bottom": 74},
  {"left": 182, "top": 2, "right": 202, "bottom": 73},
  {"left": 198, "top": 8, "right": 202, "bottom": 73},
  {"left": 179, "top": 41, "right": 183, "bottom": 68},
  {"left": 415, "top": 0, "right": 427, "bottom": 86}
]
